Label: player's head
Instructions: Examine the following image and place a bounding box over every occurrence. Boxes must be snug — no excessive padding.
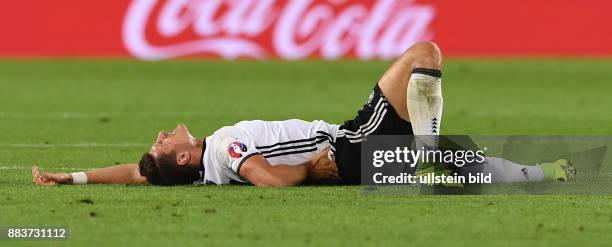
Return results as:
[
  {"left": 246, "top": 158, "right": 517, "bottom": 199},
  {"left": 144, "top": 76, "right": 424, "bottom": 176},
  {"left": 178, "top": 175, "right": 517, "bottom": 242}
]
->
[{"left": 138, "top": 123, "right": 200, "bottom": 185}]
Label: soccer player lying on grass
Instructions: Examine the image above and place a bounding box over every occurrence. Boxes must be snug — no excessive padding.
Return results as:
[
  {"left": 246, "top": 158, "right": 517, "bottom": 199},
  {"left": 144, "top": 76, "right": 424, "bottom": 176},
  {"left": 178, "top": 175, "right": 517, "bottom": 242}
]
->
[{"left": 31, "top": 42, "right": 575, "bottom": 187}]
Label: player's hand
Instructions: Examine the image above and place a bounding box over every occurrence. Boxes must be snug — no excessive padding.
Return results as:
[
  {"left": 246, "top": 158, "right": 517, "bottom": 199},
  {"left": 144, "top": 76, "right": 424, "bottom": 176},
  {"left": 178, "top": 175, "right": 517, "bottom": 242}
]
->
[
  {"left": 32, "top": 165, "right": 73, "bottom": 186},
  {"left": 306, "top": 148, "right": 340, "bottom": 182}
]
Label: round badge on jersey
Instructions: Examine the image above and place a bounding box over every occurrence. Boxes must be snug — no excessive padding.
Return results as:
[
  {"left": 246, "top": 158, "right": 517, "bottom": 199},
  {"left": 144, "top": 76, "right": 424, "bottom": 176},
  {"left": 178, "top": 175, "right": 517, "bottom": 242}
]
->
[{"left": 228, "top": 141, "right": 248, "bottom": 158}]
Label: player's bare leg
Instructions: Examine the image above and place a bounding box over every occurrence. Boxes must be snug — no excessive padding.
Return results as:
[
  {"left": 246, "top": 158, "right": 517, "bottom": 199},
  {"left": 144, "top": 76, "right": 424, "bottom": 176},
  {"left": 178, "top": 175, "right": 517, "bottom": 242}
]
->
[
  {"left": 377, "top": 44, "right": 577, "bottom": 184},
  {"left": 377, "top": 41, "right": 443, "bottom": 135},
  {"left": 378, "top": 41, "right": 443, "bottom": 159},
  {"left": 378, "top": 42, "right": 444, "bottom": 183}
]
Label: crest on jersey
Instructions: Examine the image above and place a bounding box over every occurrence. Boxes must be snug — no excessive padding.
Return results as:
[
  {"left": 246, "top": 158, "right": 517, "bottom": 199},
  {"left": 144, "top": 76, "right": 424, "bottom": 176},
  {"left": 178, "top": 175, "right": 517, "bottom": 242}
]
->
[{"left": 228, "top": 141, "right": 248, "bottom": 158}]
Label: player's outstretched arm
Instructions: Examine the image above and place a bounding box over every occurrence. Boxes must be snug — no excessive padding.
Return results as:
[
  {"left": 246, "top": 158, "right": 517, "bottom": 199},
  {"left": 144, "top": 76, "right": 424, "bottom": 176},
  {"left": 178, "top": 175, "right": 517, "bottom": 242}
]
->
[{"left": 32, "top": 164, "right": 147, "bottom": 186}]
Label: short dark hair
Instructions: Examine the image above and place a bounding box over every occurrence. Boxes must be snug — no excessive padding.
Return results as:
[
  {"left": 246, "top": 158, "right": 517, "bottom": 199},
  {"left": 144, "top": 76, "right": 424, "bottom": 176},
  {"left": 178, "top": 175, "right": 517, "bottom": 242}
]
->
[{"left": 138, "top": 152, "right": 199, "bottom": 186}]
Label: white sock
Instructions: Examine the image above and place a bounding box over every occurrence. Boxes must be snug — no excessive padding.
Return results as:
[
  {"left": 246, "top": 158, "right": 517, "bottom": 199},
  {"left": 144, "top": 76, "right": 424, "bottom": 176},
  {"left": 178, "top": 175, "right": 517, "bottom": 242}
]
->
[
  {"left": 407, "top": 68, "right": 443, "bottom": 149},
  {"left": 483, "top": 157, "right": 544, "bottom": 183}
]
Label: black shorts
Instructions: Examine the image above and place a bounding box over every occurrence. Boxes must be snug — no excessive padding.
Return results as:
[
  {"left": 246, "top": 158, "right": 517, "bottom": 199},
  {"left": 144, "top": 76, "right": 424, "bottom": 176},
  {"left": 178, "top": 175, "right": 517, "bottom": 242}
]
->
[{"left": 333, "top": 84, "right": 413, "bottom": 185}]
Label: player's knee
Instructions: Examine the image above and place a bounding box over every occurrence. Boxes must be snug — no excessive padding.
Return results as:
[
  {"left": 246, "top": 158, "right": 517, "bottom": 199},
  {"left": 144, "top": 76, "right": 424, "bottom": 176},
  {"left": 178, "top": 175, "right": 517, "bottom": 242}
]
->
[{"left": 407, "top": 41, "right": 442, "bottom": 70}]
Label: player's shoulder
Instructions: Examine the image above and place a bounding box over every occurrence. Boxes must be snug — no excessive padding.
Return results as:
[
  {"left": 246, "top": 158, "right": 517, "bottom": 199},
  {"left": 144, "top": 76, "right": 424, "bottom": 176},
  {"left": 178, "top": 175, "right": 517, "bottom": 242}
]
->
[
  {"left": 209, "top": 120, "right": 258, "bottom": 137},
  {"left": 234, "top": 119, "right": 334, "bottom": 128},
  {"left": 212, "top": 125, "right": 245, "bottom": 136},
  {"left": 208, "top": 126, "right": 249, "bottom": 154}
]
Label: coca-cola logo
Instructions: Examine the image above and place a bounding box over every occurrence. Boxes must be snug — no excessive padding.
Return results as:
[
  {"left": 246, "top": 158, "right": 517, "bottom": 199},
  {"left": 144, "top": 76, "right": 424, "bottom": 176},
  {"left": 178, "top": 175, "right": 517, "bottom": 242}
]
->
[{"left": 123, "top": 0, "right": 436, "bottom": 60}]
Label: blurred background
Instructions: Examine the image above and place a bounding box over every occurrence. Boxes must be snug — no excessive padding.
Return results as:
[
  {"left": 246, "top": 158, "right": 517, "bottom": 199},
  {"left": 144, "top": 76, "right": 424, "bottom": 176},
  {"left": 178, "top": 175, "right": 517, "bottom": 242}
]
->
[
  {"left": 1, "top": 0, "right": 611, "bottom": 148},
  {"left": 2, "top": 0, "right": 611, "bottom": 59}
]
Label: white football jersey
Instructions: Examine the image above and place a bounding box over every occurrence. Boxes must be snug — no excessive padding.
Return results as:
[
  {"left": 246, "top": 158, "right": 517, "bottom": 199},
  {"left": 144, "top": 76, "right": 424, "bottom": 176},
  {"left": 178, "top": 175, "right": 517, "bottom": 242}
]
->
[{"left": 198, "top": 119, "right": 339, "bottom": 185}]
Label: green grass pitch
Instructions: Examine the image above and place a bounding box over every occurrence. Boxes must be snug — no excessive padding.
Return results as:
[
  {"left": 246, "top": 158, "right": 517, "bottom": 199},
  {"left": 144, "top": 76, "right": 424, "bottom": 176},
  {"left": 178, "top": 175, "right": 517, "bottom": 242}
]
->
[{"left": 0, "top": 59, "right": 611, "bottom": 246}]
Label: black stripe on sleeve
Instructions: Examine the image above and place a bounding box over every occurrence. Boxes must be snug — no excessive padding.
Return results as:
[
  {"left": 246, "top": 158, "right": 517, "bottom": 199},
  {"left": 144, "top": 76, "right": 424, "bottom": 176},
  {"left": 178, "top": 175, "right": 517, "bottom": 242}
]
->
[
  {"left": 263, "top": 147, "right": 318, "bottom": 159},
  {"left": 255, "top": 137, "right": 318, "bottom": 150},
  {"left": 253, "top": 132, "right": 334, "bottom": 159},
  {"left": 236, "top": 152, "right": 261, "bottom": 175},
  {"left": 259, "top": 137, "right": 328, "bottom": 155},
  {"left": 316, "top": 131, "right": 335, "bottom": 145},
  {"left": 256, "top": 132, "right": 333, "bottom": 150},
  {"left": 316, "top": 131, "right": 333, "bottom": 139}
]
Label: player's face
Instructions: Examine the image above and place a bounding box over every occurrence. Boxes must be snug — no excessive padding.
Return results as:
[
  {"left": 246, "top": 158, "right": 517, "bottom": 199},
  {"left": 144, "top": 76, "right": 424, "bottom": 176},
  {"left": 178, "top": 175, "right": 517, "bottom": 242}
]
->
[{"left": 149, "top": 123, "right": 195, "bottom": 157}]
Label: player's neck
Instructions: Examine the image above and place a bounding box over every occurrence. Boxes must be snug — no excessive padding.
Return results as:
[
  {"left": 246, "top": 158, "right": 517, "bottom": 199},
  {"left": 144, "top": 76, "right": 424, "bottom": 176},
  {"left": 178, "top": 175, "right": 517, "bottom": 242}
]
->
[{"left": 189, "top": 139, "right": 205, "bottom": 169}]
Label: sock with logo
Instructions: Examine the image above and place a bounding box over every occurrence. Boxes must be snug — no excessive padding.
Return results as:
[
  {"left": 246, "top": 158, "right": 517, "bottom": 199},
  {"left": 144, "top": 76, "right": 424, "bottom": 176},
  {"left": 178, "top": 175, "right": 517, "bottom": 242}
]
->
[{"left": 407, "top": 68, "right": 443, "bottom": 150}]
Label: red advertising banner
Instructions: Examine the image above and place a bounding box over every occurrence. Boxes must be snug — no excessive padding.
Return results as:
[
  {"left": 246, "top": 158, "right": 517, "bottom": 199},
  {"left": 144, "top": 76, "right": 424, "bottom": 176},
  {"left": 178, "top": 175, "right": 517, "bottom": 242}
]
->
[{"left": 1, "top": 0, "right": 611, "bottom": 60}]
